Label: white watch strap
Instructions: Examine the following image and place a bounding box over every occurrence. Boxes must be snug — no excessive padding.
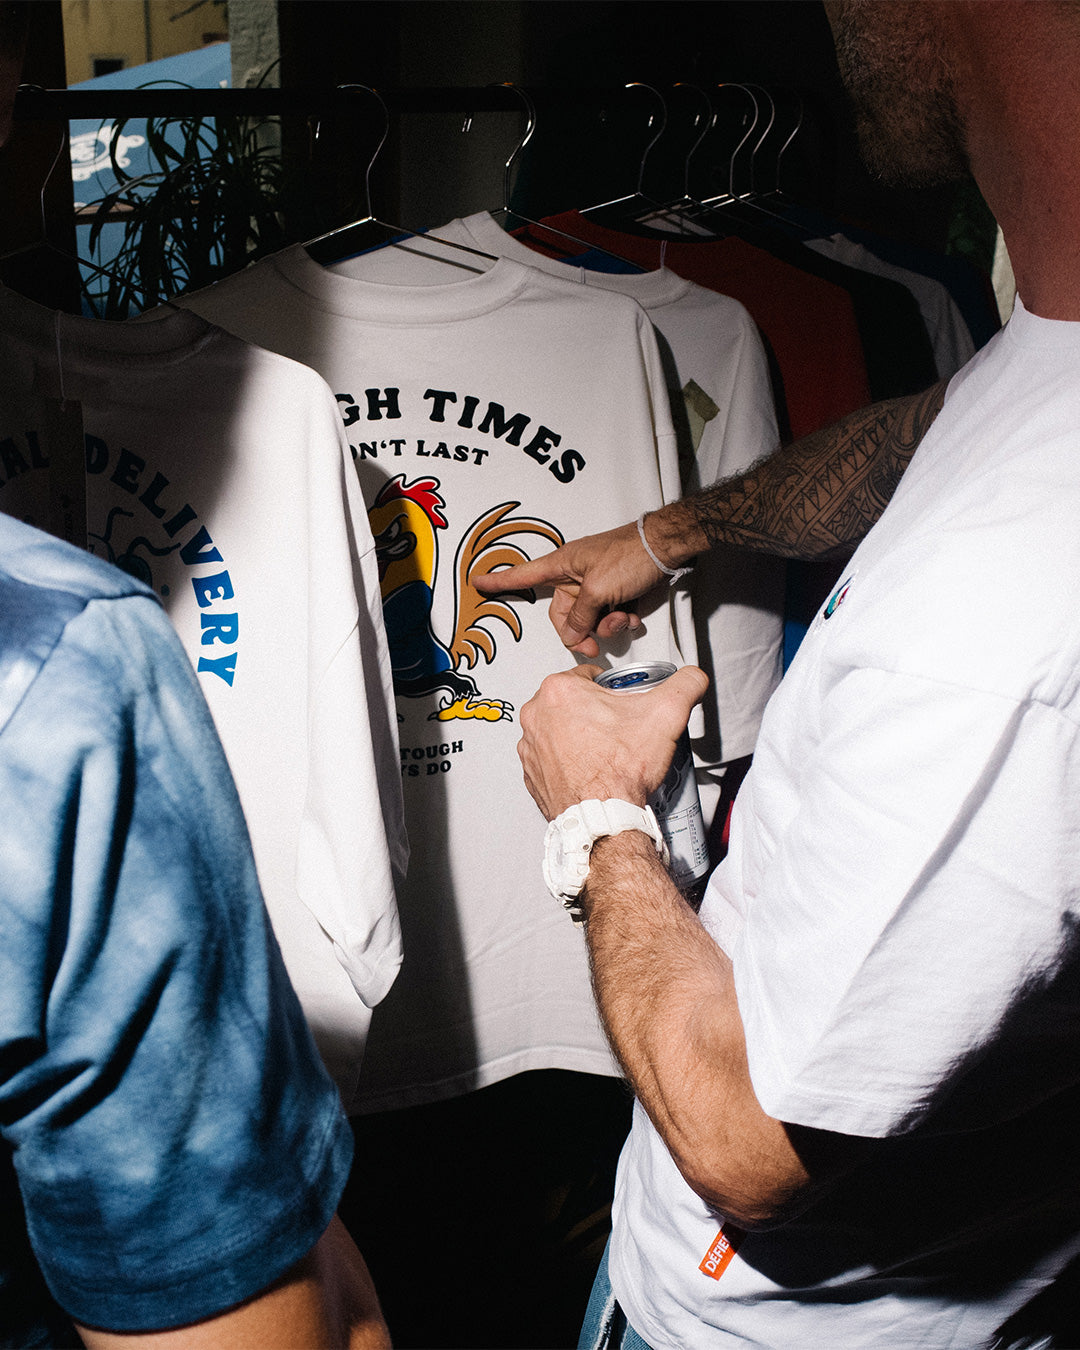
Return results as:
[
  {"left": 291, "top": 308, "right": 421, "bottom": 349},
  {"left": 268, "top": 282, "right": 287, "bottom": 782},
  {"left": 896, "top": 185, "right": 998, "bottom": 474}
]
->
[
  {"left": 545, "top": 798, "right": 669, "bottom": 923},
  {"left": 577, "top": 798, "right": 667, "bottom": 856}
]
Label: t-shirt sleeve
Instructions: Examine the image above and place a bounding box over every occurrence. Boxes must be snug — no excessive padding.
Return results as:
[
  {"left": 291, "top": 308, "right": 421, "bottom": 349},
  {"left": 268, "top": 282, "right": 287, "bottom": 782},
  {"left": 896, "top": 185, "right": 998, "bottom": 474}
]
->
[
  {"left": 693, "top": 301, "right": 779, "bottom": 488},
  {"left": 686, "top": 302, "right": 785, "bottom": 774},
  {"left": 0, "top": 593, "right": 352, "bottom": 1333},
  {"left": 729, "top": 664, "right": 1080, "bottom": 1139},
  {"left": 294, "top": 380, "right": 404, "bottom": 1007}
]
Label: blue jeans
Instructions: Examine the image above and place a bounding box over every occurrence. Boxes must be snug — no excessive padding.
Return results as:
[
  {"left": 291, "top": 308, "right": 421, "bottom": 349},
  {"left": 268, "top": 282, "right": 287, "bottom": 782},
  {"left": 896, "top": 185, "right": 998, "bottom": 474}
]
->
[{"left": 578, "top": 1240, "right": 653, "bottom": 1350}]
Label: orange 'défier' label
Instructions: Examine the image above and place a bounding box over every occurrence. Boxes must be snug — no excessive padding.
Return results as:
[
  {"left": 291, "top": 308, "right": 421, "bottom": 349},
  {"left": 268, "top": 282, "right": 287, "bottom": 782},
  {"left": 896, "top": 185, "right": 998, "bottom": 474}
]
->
[{"left": 699, "top": 1225, "right": 743, "bottom": 1280}]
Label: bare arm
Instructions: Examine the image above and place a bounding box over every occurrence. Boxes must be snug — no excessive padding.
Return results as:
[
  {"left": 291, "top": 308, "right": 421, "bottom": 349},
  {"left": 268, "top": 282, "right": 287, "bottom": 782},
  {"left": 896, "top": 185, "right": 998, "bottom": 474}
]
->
[
  {"left": 582, "top": 833, "right": 848, "bottom": 1227},
  {"left": 517, "top": 666, "right": 868, "bottom": 1227},
  {"left": 476, "top": 380, "right": 948, "bottom": 655},
  {"left": 75, "top": 1216, "right": 391, "bottom": 1350},
  {"left": 649, "top": 378, "right": 948, "bottom": 563}
]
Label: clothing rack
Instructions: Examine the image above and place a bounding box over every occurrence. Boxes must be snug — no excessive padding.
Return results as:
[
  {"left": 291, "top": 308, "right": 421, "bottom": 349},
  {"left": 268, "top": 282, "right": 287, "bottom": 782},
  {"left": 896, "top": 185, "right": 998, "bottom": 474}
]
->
[
  {"left": 6, "top": 83, "right": 568, "bottom": 311},
  {"left": 12, "top": 84, "right": 621, "bottom": 122},
  {"left": 4, "top": 81, "right": 806, "bottom": 314}
]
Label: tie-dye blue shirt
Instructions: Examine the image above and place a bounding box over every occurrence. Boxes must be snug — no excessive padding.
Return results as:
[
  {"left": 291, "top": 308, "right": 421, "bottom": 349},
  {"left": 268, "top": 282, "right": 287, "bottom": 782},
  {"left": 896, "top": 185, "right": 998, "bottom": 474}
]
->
[{"left": 0, "top": 515, "right": 351, "bottom": 1344}]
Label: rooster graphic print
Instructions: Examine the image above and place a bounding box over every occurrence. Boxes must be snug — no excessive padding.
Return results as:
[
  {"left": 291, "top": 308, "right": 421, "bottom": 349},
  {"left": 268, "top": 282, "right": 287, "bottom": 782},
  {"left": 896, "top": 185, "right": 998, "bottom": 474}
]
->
[{"left": 367, "top": 474, "right": 563, "bottom": 723}]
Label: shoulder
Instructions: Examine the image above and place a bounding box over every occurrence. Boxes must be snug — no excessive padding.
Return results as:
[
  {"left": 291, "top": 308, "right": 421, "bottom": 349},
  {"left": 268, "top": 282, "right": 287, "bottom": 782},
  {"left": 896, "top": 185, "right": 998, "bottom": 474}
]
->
[
  {"left": 518, "top": 262, "right": 652, "bottom": 322},
  {"left": 0, "top": 511, "right": 151, "bottom": 605},
  {"left": 0, "top": 514, "right": 162, "bottom": 731},
  {"left": 816, "top": 325, "right": 1080, "bottom": 704}
]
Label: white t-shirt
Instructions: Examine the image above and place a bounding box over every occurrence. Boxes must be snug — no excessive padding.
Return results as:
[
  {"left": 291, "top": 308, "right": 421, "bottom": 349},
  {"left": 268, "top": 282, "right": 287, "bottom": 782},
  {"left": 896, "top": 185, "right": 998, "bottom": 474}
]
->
[
  {"left": 331, "top": 211, "right": 785, "bottom": 779},
  {"left": 613, "top": 297, "right": 1080, "bottom": 1347},
  {"left": 807, "top": 231, "right": 976, "bottom": 380},
  {"left": 0, "top": 290, "right": 404, "bottom": 1102},
  {"left": 177, "top": 247, "right": 701, "bottom": 1109}
]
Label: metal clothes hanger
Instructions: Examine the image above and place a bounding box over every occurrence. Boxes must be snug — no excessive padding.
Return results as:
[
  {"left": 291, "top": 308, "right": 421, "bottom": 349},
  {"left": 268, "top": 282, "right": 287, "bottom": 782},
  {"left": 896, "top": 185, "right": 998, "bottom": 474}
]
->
[
  {"left": 728, "top": 83, "right": 805, "bottom": 216},
  {"left": 738, "top": 83, "right": 775, "bottom": 200},
  {"left": 606, "top": 82, "right": 750, "bottom": 242},
  {"left": 676, "top": 82, "right": 718, "bottom": 205},
  {"left": 734, "top": 85, "right": 816, "bottom": 232},
  {"left": 756, "top": 90, "right": 805, "bottom": 202},
  {"left": 695, "top": 84, "right": 816, "bottom": 238},
  {"left": 694, "top": 83, "right": 762, "bottom": 212},
  {"left": 485, "top": 81, "right": 536, "bottom": 228},
  {"left": 704, "top": 84, "right": 790, "bottom": 219},
  {"left": 475, "top": 81, "right": 643, "bottom": 272},
  {"left": 303, "top": 84, "right": 498, "bottom": 268},
  {"left": 579, "top": 82, "right": 667, "bottom": 223},
  {"left": 0, "top": 89, "right": 166, "bottom": 310},
  {"left": 591, "top": 82, "right": 773, "bottom": 243},
  {"left": 634, "top": 83, "right": 722, "bottom": 235}
]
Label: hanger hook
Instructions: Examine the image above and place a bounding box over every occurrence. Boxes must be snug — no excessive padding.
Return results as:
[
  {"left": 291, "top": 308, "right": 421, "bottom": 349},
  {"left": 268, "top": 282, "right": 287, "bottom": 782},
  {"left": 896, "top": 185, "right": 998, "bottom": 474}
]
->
[
  {"left": 491, "top": 82, "right": 536, "bottom": 216},
  {"left": 41, "top": 125, "right": 69, "bottom": 238},
  {"left": 715, "top": 82, "right": 760, "bottom": 199},
  {"left": 13, "top": 84, "right": 65, "bottom": 238},
  {"left": 742, "top": 83, "right": 776, "bottom": 195},
  {"left": 623, "top": 81, "right": 667, "bottom": 196},
  {"left": 772, "top": 91, "right": 804, "bottom": 195},
  {"left": 336, "top": 83, "right": 390, "bottom": 219},
  {"left": 672, "top": 82, "right": 716, "bottom": 199}
]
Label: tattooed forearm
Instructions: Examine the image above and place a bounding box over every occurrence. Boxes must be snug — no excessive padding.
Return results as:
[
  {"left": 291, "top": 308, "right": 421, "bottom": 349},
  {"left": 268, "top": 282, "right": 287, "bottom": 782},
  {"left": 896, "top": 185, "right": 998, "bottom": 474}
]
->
[{"left": 681, "top": 380, "right": 949, "bottom": 562}]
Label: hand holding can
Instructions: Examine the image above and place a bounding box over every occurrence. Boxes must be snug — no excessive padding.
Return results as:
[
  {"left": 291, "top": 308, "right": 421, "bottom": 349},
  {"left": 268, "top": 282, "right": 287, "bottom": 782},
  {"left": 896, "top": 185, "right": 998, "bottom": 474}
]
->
[{"left": 594, "top": 662, "right": 711, "bottom": 890}]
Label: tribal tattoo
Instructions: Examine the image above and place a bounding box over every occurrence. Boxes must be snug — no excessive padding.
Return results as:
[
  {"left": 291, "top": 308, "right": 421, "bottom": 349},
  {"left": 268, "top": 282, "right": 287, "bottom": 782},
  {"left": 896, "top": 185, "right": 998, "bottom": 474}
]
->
[{"left": 690, "top": 380, "right": 949, "bottom": 561}]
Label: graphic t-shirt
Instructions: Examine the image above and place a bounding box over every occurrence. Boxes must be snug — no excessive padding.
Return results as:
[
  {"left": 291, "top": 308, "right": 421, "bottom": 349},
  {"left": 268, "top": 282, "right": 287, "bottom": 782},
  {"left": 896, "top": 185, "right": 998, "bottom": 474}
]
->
[
  {"left": 177, "top": 247, "right": 700, "bottom": 1109},
  {"left": 0, "top": 289, "right": 404, "bottom": 1100},
  {"left": 331, "top": 212, "right": 785, "bottom": 781}
]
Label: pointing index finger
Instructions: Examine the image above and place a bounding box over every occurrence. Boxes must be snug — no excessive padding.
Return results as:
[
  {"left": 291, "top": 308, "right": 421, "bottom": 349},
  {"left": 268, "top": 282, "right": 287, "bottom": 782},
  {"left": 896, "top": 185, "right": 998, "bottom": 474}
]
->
[{"left": 473, "top": 549, "right": 571, "bottom": 595}]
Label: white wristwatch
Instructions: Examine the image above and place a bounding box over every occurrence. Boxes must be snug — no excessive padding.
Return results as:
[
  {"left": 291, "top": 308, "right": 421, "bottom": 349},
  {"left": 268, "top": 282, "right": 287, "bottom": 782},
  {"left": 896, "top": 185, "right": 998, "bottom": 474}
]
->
[{"left": 542, "top": 798, "right": 669, "bottom": 923}]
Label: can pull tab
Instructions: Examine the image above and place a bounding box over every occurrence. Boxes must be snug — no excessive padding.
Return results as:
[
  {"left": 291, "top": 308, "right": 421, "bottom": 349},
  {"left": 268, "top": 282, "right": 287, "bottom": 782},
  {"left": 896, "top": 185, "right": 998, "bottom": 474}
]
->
[{"left": 604, "top": 670, "right": 652, "bottom": 690}]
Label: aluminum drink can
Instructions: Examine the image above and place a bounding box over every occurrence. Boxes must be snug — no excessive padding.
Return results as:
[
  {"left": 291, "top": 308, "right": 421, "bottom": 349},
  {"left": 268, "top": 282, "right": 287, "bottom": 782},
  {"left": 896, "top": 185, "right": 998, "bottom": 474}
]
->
[{"left": 594, "top": 661, "right": 710, "bottom": 889}]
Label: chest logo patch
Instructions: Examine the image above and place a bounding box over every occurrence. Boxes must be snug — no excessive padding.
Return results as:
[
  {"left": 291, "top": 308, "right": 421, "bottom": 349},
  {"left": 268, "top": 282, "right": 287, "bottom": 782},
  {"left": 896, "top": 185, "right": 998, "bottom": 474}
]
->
[{"left": 824, "top": 574, "right": 854, "bottom": 619}]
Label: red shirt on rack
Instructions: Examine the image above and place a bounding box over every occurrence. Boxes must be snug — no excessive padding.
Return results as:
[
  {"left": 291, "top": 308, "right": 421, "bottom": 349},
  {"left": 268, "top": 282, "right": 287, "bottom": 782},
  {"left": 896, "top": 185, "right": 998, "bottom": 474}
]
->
[{"left": 519, "top": 211, "right": 872, "bottom": 441}]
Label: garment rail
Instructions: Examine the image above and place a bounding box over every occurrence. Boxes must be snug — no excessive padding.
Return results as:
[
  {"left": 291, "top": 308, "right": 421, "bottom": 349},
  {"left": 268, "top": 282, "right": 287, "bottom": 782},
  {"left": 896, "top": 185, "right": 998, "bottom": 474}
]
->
[{"left": 11, "top": 85, "right": 631, "bottom": 123}]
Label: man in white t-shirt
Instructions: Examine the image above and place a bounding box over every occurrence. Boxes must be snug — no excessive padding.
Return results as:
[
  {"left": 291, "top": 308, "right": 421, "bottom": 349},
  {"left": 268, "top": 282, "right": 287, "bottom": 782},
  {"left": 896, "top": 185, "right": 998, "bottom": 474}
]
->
[{"left": 483, "top": 4, "right": 1080, "bottom": 1346}]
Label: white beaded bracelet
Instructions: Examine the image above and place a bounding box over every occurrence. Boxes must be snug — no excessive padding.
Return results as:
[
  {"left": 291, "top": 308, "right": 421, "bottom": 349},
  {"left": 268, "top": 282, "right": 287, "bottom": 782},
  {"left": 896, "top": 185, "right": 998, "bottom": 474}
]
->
[{"left": 636, "top": 513, "right": 692, "bottom": 585}]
